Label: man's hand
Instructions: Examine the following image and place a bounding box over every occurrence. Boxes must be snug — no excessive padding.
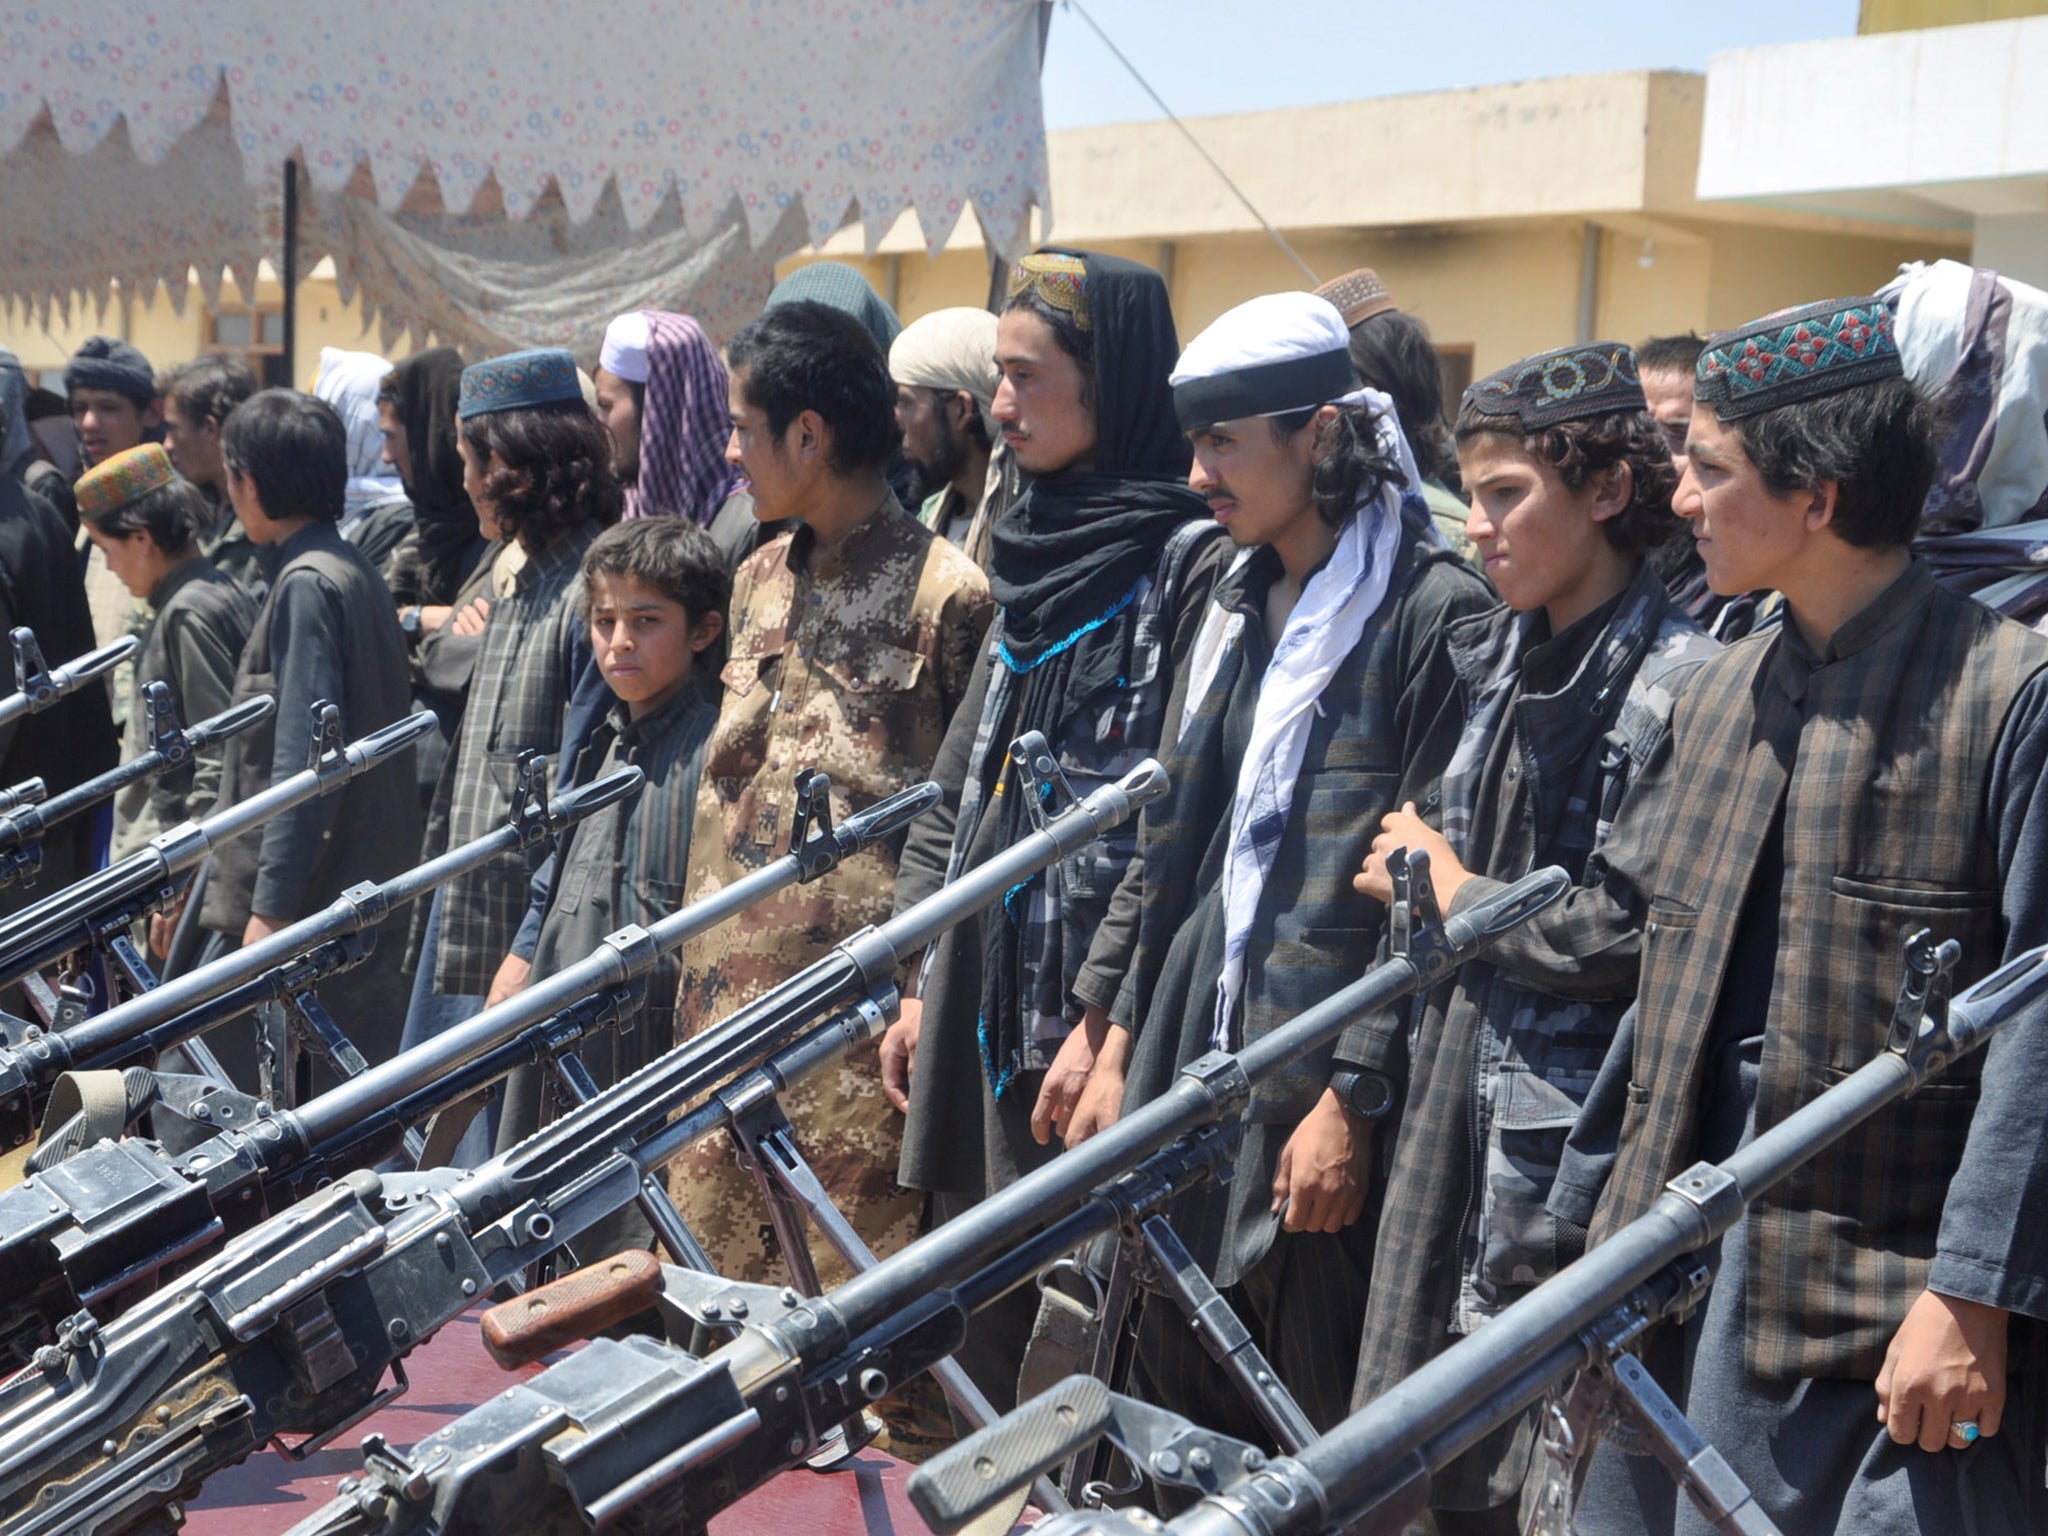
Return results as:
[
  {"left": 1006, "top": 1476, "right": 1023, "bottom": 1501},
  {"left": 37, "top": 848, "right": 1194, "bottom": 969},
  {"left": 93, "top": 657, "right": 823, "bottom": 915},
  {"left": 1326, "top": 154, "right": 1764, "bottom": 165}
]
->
[
  {"left": 418, "top": 604, "right": 454, "bottom": 635},
  {"left": 148, "top": 899, "right": 185, "bottom": 959},
  {"left": 1354, "top": 801, "right": 1469, "bottom": 911},
  {"left": 485, "top": 952, "right": 533, "bottom": 1010},
  {"left": 1876, "top": 1290, "right": 2009, "bottom": 1452},
  {"left": 242, "top": 912, "right": 287, "bottom": 948},
  {"left": 880, "top": 997, "right": 922, "bottom": 1114},
  {"left": 1032, "top": 1006, "right": 1109, "bottom": 1146},
  {"left": 1271, "top": 1089, "right": 1374, "bottom": 1234},
  {"left": 451, "top": 597, "right": 492, "bottom": 638}
]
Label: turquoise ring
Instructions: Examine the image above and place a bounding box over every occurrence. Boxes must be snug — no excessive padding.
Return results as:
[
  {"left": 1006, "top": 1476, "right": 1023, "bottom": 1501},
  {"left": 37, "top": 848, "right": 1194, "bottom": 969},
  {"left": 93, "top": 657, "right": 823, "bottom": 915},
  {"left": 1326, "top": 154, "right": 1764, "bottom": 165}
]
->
[{"left": 1952, "top": 1420, "right": 1981, "bottom": 1445}]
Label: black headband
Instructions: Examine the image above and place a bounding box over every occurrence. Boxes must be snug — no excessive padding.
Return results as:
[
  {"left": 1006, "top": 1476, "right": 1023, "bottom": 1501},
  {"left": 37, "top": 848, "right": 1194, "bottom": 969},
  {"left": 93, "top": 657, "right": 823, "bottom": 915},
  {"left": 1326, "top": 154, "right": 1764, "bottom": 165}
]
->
[{"left": 1172, "top": 348, "right": 1359, "bottom": 433}]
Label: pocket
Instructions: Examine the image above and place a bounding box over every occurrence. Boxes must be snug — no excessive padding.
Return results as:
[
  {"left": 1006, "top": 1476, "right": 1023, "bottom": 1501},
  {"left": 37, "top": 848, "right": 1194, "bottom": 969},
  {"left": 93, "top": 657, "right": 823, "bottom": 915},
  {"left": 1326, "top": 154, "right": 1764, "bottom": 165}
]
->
[
  {"left": 1479, "top": 1065, "right": 1587, "bottom": 1295},
  {"left": 814, "top": 642, "right": 925, "bottom": 696},
  {"left": 1830, "top": 874, "right": 1996, "bottom": 912}
]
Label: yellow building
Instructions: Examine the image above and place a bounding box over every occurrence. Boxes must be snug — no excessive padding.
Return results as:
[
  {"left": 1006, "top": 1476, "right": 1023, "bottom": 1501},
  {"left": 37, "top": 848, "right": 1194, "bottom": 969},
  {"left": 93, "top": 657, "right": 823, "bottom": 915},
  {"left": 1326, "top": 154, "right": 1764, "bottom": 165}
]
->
[
  {"left": 783, "top": 69, "right": 1965, "bottom": 388},
  {"left": 5, "top": 63, "right": 1982, "bottom": 392}
]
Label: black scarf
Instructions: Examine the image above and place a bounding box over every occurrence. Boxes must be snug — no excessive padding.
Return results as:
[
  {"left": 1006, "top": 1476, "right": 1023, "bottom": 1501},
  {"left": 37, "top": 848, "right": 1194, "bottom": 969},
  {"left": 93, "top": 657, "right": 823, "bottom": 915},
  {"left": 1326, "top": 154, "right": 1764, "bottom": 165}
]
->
[
  {"left": 393, "top": 346, "right": 487, "bottom": 603},
  {"left": 981, "top": 249, "right": 1209, "bottom": 1089}
]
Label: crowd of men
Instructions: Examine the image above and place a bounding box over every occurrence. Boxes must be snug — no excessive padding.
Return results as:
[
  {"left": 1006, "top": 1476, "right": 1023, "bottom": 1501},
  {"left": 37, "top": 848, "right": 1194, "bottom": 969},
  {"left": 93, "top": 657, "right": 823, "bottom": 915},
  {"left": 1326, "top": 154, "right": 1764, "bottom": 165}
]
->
[{"left": 0, "top": 247, "right": 2042, "bottom": 1536}]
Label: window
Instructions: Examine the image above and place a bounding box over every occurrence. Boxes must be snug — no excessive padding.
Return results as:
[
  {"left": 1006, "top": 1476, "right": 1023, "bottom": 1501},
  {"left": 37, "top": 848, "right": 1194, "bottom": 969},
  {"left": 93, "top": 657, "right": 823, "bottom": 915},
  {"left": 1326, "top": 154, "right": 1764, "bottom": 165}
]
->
[
  {"left": 208, "top": 305, "right": 291, "bottom": 386},
  {"left": 1434, "top": 345, "right": 1474, "bottom": 416}
]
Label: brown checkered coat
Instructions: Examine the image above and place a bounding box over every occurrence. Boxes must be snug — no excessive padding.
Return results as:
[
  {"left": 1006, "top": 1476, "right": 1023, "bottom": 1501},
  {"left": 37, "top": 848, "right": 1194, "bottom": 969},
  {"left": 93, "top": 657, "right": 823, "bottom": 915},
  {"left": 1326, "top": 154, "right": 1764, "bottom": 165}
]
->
[{"left": 1591, "top": 563, "right": 2048, "bottom": 1381}]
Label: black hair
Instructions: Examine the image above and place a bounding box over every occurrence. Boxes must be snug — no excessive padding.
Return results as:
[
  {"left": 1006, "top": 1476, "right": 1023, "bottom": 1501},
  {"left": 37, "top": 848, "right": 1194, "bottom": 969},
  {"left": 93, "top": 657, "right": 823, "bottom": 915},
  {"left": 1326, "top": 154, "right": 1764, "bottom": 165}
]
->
[
  {"left": 1717, "top": 374, "right": 1935, "bottom": 549},
  {"left": 726, "top": 301, "right": 901, "bottom": 476},
  {"left": 1268, "top": 401, "right": 1404, "bottom": 529},
  {"left": 581, "top": 517, "right": 730, "bottom": 625},
  {"left": 220, "top": 389, "right": 348, "bottom": 523},
  {"left": 1636, "top": 332, "right": 1706, "bottom": 378},
  {"left": 1453, "top": 399, "right": 1683, "bottom": 557},
  {"left": 80, "top": 476, "right": 211, "bottom": 557},
  {"left": 461, "top": 400, "right": 623, "bottom": 553},
  {"left": 160, "top": 354, "right": 259, "bottom": 428},
  {"left": 1001, "top": 287, "right": 1098, "bottom": 414},
  {"left": 929, "top": 386, "right": 993, "bottom": 454},
  {"left": 1347, "top": 309, "right": 1460, "bottom": 495}
]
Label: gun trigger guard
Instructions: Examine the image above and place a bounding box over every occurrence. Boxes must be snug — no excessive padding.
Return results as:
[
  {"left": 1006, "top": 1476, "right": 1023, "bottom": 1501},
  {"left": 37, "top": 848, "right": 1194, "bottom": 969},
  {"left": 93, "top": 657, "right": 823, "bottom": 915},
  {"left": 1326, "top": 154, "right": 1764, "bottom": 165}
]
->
[
  {"left": 307, "top": 701, "right": 345, "bottom": 771},
  {"left": 1009, "top": 730, "right": 1079, "bottom": 833}
]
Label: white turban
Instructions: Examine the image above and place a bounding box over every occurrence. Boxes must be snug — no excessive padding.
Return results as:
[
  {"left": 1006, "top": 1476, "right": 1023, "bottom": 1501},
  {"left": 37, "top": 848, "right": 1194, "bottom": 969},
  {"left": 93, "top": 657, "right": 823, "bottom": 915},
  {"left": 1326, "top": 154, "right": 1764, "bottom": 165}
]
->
[
  {"left": 890, "top": 308, "right": 1001, "bottom": 441},
  {"left": 599, "top": 312, "right": 653, "bottom": 384}
]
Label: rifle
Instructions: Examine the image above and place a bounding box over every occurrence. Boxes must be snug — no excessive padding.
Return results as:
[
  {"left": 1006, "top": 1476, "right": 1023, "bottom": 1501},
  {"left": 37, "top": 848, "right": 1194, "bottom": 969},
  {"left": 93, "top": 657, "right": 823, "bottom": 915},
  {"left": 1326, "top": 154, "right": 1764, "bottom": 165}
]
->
[
  {"left": 272, "top": 859, "right": 1569, "bottom": 1536},
  {"left": 0, "top": 686, "right": 274, "bottom": 889},
  {"left": 0, "top": 704, "right": 433, "bottom": 1000},
  {"left": 0, "top": 630, "right": 135, "bottom": 734},
  {"left": 0, "top": 767, "right": 907, "bottom": 1354},
  {"left": 900, "top": 936, "right": 2048, "bottom": 1536},
  {"left": 0, "top": 744, "right": 1161, "bottom": 1536}
]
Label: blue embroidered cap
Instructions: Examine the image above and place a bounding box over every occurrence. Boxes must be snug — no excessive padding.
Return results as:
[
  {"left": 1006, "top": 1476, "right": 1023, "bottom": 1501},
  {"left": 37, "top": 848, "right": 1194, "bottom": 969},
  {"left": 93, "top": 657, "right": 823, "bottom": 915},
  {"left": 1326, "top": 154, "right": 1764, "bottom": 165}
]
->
[
  {"left": 457, "top": 348, "right": 583, "bottom": 420},
  {"left": 1694, "top": 297, "right": 1900, "bottom": 421},
  {"left": 1462, "top": 341, "right": 1644, "bottom": 429}
]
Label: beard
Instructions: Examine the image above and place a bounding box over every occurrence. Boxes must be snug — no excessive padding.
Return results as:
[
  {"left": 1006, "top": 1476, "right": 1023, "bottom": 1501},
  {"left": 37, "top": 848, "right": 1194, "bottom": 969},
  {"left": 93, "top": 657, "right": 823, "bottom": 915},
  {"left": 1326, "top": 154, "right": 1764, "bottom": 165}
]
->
[{"left": 905, "top": 412, "right": 969, "bottom": 504}]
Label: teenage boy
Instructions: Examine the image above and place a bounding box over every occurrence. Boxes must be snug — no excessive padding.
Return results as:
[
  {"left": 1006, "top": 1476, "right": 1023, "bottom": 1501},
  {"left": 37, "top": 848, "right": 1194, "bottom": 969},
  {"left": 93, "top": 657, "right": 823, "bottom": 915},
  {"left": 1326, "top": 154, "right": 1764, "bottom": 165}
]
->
[
  {"left": 1346, "top": 342, "right": 1715, "bottom": 1530},
  {"left": 491, "top": 520, "right": 726, "bottom": 1233},
  {"left": 158, "top": 354, "right": 265, "bottom": 596},
  {"left": 1060, "top": 291, "right": 1493, "bottom": 1440},
  {"left": 667, "top": 299, "right": 992, "bottom": 1289},
  {"left": 1509, "top": 299, "right": 2048, "bottom": 1535},
  {"left": 195, "top": 390, "right": 420, "bottom": 1078}
]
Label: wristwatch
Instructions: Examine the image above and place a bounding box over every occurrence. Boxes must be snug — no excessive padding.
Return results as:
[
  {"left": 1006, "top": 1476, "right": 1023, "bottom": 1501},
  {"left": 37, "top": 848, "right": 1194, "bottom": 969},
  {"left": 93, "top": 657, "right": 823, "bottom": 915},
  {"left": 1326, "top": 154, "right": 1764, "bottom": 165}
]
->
[
  {"left": 399, "top": 605, "right": 423, "bottom": 639},
  {"left": 1328, "top": 1068, "right": 1396, "bottom": 1121}
]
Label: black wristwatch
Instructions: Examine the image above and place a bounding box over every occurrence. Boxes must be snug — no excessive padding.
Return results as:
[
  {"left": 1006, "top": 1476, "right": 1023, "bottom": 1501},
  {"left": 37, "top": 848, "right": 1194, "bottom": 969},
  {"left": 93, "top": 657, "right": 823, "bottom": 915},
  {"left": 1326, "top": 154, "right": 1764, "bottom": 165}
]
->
[{"left": 1328, "top": 1068, "right": 1396, "bottom": 1121}]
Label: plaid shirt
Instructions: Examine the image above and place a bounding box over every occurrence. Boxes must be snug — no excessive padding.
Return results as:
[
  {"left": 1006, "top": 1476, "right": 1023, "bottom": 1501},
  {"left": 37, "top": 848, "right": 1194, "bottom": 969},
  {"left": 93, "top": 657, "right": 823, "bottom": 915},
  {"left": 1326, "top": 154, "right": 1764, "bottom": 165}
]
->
[
  {"left": 1581, "top": 563, "right": 2048, "bottom": 1380},
  {"left": 428, "top": 520, "right": 602, "bottom": 994}
]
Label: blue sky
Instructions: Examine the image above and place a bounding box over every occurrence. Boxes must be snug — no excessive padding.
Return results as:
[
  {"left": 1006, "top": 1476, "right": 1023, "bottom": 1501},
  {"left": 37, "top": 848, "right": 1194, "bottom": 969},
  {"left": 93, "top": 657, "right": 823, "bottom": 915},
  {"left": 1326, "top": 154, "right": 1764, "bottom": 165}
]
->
[{"left": 1038, "top": 0, "right": 1863, "bottom": 129}]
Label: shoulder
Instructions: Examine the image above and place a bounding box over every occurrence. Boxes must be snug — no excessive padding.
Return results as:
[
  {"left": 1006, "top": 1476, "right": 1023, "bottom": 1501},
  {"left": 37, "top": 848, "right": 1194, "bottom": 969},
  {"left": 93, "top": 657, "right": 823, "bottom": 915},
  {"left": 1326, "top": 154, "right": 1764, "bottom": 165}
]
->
[
  {"left": 916, "top": 526, "right": 991, "bottom": 611},
  {"left": 1402, "top": 543, "right": 1493, "bottom": 627}
]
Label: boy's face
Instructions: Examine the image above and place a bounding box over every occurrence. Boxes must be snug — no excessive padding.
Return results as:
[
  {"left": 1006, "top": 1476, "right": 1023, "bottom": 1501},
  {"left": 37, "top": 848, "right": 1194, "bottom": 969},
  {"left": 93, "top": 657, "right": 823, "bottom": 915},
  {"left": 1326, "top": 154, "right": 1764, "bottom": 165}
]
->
[
  {"left": 1639, "top": 367, "right": 1693, "bottom": 486},
  {"left": 1458, "top": 432, "right": 1627, "bottom": 625},
  {"left": 1186, "top": 415, "right": 1317, "bottom": 552},
  {"left": 162, "top": 398, "right": 225, "bottom": 490},
  {"left": 1676, "top": 407, "right": 1817, "bottom": 598},
  {"left": 70, "top": 388, "right": 160, "bottom": 468},
  {"left": 589, "top": 570, "right": 720, "bottom": 719},
  {"left": 992, "top": 307, "right": 1096, "bottom": 476}
]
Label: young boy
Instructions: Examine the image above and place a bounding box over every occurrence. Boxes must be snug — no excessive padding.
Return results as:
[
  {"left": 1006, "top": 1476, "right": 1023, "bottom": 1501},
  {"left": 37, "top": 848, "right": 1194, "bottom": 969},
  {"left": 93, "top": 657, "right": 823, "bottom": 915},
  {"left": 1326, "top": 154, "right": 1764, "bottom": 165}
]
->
[
  {"left": 489, "top": 517, "right": 728, "bottom": 1176},
  {"left": 1346, "top": 341, "right": 1716, "bottom": 1530}
]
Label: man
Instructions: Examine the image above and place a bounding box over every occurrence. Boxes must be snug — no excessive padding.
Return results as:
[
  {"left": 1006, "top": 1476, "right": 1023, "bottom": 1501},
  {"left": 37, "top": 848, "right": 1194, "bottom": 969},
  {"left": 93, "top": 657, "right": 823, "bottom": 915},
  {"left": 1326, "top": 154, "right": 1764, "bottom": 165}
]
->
[
  {"left": 1057, "top": 291, "right": 1493, "bottom": 1441},
  {"left": 1533, "top": 297, "right": 2048, "bottom": 1534},
  {"left": 667, "top": 299, "right": 992, "bottom": 1293},
  {"left": 195, "top": 390, "right": 420, "bottom": 1082},
  {"left": 157, "top": 353, "right": 265, "bottom": 595},
  {"left": 888, "top": 306, "right": 1007, "bottom": 566},
  {"left": 593, "top": 310, "right": 744, "bottom": 526},
  {"left": 65, "top": 336, "right": 159, "bottom": 471},
  {"left": 1637, "top": 332, "right": 1761, "bottom": 641}
]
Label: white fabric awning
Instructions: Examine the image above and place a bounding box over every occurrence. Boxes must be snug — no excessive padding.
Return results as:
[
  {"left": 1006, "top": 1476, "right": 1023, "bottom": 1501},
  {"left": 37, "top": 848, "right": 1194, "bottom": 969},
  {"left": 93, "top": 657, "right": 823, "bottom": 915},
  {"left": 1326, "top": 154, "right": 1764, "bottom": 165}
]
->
[{"left": 0, "top": 0, "right": 1051, "bottom": 350}]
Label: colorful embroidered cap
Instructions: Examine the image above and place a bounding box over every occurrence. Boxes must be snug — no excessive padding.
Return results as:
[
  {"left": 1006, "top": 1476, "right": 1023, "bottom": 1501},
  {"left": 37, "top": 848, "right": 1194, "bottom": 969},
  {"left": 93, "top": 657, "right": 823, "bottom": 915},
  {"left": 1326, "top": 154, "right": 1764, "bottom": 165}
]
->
[
  {"left": 1314, "top": 268, "right": 1399, "bottom": 328},
  {"left": 1693, "top": 296, "right": 1901, "bottom": 421},
  {"left": 75, "top": 443, "right": 177, "bottom": 518},
  {"left": 457, "top": 348, "right": 584, "bottom": 420},
  {"left": 1463, "top": 341, "right": 1644, "bottom": 430},
  {"left": 1007, "top": 253, "right": 1092, "bottom": 332}
]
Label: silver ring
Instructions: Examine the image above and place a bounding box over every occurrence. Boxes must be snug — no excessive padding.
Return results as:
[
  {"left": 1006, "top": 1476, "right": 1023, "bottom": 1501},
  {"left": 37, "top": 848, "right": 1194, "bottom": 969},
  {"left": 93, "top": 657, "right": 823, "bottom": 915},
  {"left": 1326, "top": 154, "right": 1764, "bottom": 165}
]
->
[{"left": 1951, "top": 1419, "right": 1981, "bottom": 1445}]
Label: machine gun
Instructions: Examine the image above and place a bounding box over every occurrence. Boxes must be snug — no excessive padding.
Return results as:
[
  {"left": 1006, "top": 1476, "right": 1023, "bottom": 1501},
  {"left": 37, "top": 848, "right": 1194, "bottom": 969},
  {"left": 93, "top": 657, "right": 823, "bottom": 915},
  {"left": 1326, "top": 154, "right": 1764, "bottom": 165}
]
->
[
  {"left": 0, "top": 746, "right": 1164, "bottom": 1536},
  {"left": 0, "top": 686, "right": 273, "bottom": 889},
  {"left": 270, "top": 859, "right": 1569, "bottom": 1536},
  {"left": 0, "top": 767, "right": 913, "bottom": 1355},
  {"left": 0, "top": 704, "right": 433, "bottom": 1006},
  {"left": 901, "top": 936, "right": 2048, "bottom": 1536},
  {"left": 0, "top": 629, "right": 135, "bottom": 735}
]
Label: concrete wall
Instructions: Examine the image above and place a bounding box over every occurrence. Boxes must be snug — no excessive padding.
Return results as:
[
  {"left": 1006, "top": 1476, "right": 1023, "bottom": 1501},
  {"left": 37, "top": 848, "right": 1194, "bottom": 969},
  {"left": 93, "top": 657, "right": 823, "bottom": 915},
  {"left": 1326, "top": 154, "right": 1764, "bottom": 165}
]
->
[{"left": 1974, "top": 213, "right": 2048, "bottom": 288}]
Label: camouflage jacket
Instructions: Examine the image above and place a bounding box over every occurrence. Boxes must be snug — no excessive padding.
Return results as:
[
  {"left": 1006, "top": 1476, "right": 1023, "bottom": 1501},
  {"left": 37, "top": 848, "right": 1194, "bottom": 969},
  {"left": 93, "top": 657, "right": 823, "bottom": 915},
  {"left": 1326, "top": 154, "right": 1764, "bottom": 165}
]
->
[
  {"left": 1352, "top": 565, "right": 1715, "bottom": 1508},
  {"left": 672, "top": 495, "right": 992, "bottom": 1032}
]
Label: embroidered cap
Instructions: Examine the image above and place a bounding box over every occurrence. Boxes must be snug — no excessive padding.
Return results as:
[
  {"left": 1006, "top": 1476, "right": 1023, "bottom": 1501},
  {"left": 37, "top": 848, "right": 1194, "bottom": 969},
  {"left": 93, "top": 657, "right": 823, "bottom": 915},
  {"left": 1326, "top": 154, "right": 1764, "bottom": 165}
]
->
[
  {"left": 1007, "top": 252, "right": 1092, "bottom": 332},
  {"left": 75, "top": 443, "right": 177, "bottom": 518},
  {"left": 1463, "top": 341, "right": 1645, "bottom": 430},
  {"left": 1170, "top": 292, "right": 1360, "bottom": 432},
  {"left": 458, "top": 347, "right": 584, "bottom": 420},
  {"left": 1693, "top": 296, "right": 1901, "bottom": 420},
  {"left": 1314, "top": 268, "right": 1399, "bottom": 328}
]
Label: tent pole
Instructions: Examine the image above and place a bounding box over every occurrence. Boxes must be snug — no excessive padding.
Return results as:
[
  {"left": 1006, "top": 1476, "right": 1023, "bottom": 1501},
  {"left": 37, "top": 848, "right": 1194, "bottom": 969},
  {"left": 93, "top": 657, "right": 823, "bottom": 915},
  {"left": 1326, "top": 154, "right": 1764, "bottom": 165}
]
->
[{"left": 282, "top": 159, "right": 299, "bottom": 388}]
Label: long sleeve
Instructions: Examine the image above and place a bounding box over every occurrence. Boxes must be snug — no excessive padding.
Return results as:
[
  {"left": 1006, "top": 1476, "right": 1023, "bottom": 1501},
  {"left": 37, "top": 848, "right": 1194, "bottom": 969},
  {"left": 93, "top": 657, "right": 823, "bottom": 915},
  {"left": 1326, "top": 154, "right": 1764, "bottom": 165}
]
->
[
  {"left": 890, "top": 625, "right": 990, "bottom": 921},
  {"left": 251, "top": 569, "right": 353, "bottom": 921},
  {"left": 160, "top": 605, "right": 242, "bottom": 827},
  {"left": 1929, "top": 667, "right": 2048, "bottom": 1321}
]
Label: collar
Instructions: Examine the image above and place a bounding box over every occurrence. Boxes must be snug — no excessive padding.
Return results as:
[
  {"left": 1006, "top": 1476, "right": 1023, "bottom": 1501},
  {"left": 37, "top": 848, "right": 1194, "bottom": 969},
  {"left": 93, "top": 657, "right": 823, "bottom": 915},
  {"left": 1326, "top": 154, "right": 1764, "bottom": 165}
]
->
[
  {"left": 515, "top": 520, "right": 599, "bottom": 591},
  {"left": 1780, "top": 557, "right": 1932, "bottom": 669},
  {"left": 605, "top": 684, "right": 712, "bottom": 749},
  {"left": 271, "top": 519, "right": 344, "bottom": 566},
  {"left": 784, "top": 490, "right": 902, "bottom": 581},
  {"left": 147, "top": 556, "right": 214, "bottom": 610}
]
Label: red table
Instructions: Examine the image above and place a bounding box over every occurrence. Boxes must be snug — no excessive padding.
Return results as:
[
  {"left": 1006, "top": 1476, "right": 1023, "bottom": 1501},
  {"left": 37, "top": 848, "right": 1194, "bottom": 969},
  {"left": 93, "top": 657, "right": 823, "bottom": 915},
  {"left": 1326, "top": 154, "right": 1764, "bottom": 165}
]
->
[{"left": 183, "top": 1312, "right": 958, "bottom": 1536}]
